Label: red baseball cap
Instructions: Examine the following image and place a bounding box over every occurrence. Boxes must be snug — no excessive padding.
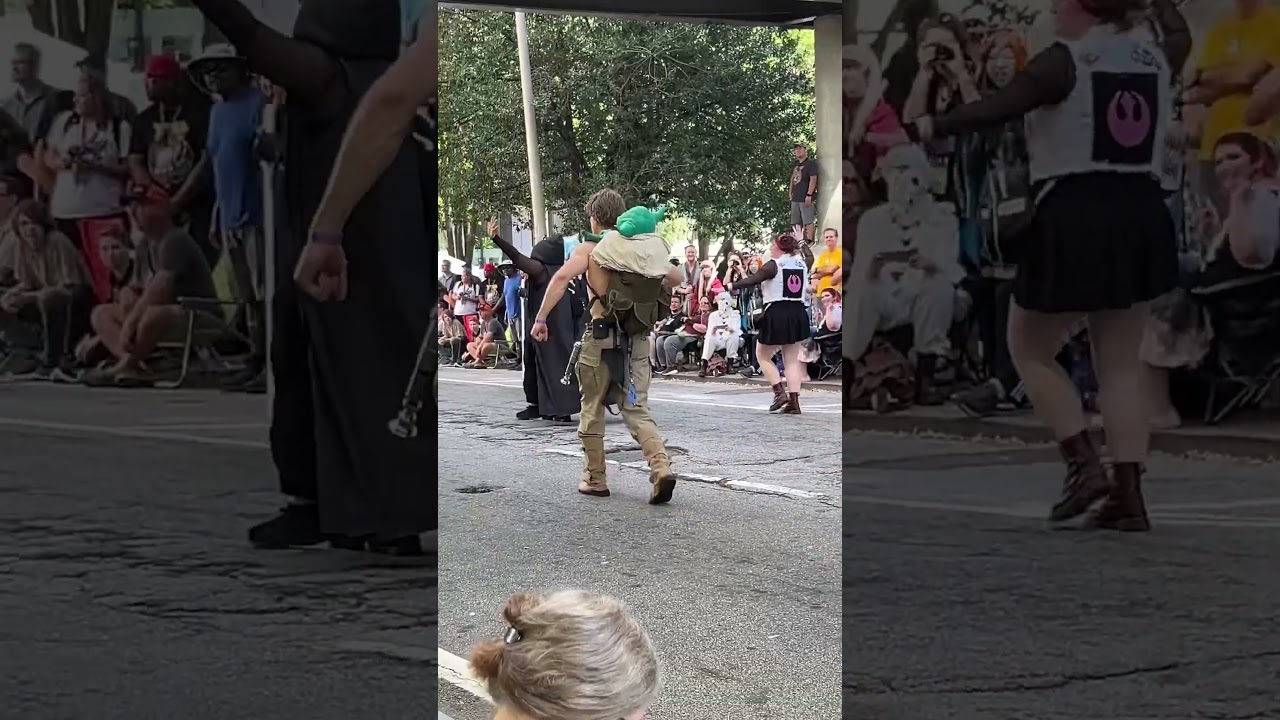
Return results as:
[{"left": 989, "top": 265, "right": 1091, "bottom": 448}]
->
[
  {"left": 483, "top": 262, "right": 496, "bottom": 273},
  {"left": 144, "top": 54, "right": 181, "bottom": 80}
]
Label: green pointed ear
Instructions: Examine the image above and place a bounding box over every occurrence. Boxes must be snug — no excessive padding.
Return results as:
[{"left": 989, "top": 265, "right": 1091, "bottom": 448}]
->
[
  {"left": 652, "top": 207, "right": 667, "bottom": 223},
  {"left": 582, "top": 230, "right": 603, "bottom": 242}
]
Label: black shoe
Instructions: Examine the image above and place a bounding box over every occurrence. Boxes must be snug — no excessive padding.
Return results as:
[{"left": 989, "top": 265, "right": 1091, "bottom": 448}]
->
[
  {"left": 248, "top": 504, "right": 325, "bottom": 549},
  {"left": 329, "top": 534, "right": 424, "bottom": 556},
  {"left": 516, "top": 405, "right": 541, "bottom": 420}
]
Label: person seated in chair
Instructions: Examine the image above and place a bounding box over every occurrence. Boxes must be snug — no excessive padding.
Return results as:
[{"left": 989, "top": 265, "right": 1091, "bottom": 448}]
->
[
  {"left": 84, "top": 193, "right": 217, "bottom": 386},
  {"left": 699, "top": 290, "right": 742, "bottom": 377},
  {"left": 817, "top": 287, "right": 842, "bottom": 334},
  {"left": 845, "top": 144, "right": 963, "bottom": 405},
  {"left": 73, "top": 226, "right": 137, "bottom": 367},
  {"left": 0, "top": 199, "right": 90, "bottom": 376},
  {"left": 464, "top": 304, "right": 506, "bottom": 368}
]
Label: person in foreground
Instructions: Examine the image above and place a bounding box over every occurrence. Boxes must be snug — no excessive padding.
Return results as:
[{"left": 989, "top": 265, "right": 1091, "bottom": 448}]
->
[
  {"left": 189, "top": 0, "right": 432, "bottom": 555},
  {"left": 469, "top": 590, "right": 662, "bottom": 720},
  {"left": 531, "top": 192, "right": 683, "bottom": 503},
  {"left": 913, "top": 0, "right": 1191, "bottom": 531}
]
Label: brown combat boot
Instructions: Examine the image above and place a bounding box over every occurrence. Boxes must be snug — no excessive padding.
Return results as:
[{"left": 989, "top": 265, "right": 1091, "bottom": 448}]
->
[
  {"left": 1048, "top": 430, "right": 1111, "bottom": 523},
  {"left": 641, "top": 437, "right": 676, "bottom": 505},
  {"left": 768, "top": 382, "right": 788, "bottom": 412},
  {"left": 578, "top": 436, "right": 610, "bottom": 497},
  {"left": 1083, "top": 462, "right": 1151, "bottom": 532},
  {"left": 781, "top": 392, "right": 801, "bottom": 414}
]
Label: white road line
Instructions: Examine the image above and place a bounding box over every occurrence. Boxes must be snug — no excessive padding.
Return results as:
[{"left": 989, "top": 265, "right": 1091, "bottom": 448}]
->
[
  {"left": 0, "top": 416, "right": 270, "bottom": 448},
  {"left": 121, "top": 422, "right": 270, "bottom": 431},
  {"left": 438, "top": 647, "right": 492, "bottom": 702},
  {"left": 844, "top": 494, "right": 1280, "bottom": 529},
  {"left": 539, "top": 448, "right": 825, "bottom": 499},
  {"left": 441, "top": 376, "right": 840, "bottom": 414}
]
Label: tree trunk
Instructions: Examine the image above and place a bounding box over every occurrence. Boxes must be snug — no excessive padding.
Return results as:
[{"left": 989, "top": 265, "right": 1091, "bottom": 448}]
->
[
  {"left": 53, "top": 0, "right": 84, "bottom": 47},
  {"left": 83, "top": 0, "right": 115, "bottom": 57},
  {"left": 717, "top": 236, "right": 736, "bottom": 263},
  {"left": 845, "top": 0, "right": 858, "bottom": 42},
  {"left": 27, "top": 0, "right": 55, "bottom": 36}
]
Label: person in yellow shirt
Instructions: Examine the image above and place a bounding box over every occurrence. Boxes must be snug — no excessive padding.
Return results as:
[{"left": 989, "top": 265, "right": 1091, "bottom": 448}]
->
[
  {"left": 812, "top": 227, "right": 843, "bottom": 295},
  {"left": 1185, "top": 0, "right": 1280, "bottom": 169}
]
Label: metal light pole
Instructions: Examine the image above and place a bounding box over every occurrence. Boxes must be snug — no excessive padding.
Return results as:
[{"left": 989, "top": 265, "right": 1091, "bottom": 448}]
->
[
  {"left": 514, "top": 11, "right": 546, "bottom": 242},
  {"left": 514, "top": 11, "right": 545, "bottom": 332}
]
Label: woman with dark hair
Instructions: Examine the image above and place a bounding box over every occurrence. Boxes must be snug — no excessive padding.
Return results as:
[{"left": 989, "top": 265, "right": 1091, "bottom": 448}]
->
[
  {"left": 913, "top": 0, "right": 1192, "bottom": 532},
  {"left": 488, "top": 221, "right": 580, "bottom": 422},
  {"left": 726, "top": 233, "right": 811, "bottom": 414}
]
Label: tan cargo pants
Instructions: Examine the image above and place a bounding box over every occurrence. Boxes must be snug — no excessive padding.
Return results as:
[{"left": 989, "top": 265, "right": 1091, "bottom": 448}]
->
[{"left": 576, "top": 330, "right": 672, "bottom": 492}]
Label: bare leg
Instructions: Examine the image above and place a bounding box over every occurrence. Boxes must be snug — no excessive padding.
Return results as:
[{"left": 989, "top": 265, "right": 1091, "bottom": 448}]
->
[
  {"left": 113, "top": 305, "right": 180, "bottom": 375},
  {"left": 1088, "top": 306, "right": 1152, "bottom": 462},
  {"left": 1084, "top": 304, "right": 1154, "bottom": 531},
  {"left": 781, "top": 343, "right": 804, "bottom": 393},
  {"left": 1009, "top": 302, "right": 1110, "bottom": 523},
  {"left": 756, "top": 342, "right": 781, "bottom": 385},
  {"left": 1007, "top": 302, "right": 1087, "bottom": 440},
  {"left": 90, "top": 303, "right": 127, "bottom": 361}
]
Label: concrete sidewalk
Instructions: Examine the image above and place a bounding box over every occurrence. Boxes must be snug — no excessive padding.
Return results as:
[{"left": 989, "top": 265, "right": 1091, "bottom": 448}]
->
[{"left": 843, "top": 403, "right": 1280, "bottom": 460}]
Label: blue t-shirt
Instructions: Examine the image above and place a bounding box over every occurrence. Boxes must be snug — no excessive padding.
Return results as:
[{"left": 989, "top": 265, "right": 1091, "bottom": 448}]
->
[
  {"left": 503, "top": 276, "right": 522, "bottom": 320},
  {"left": 207, "top": 87, "right": 264, "bottom": 230}
]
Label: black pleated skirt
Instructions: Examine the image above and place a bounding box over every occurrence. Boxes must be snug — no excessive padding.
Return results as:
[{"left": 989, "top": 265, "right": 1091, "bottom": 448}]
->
[
  {"left": 758, "top": 301, "right": 811, "bottom": 346},
  {"left": 1013, "top": 172, "right": 1178, "bottom": 313}
]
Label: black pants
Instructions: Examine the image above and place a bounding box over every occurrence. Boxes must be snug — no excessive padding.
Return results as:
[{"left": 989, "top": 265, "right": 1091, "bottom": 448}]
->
[
  {"left": 971, "top": 276, "right": 1021, "bottom": 392},
  {"left": 522, "top": 335, "right": 539, "bottom": 408},
  {"left": 268, "top": 276, "right": 318, "bottom": 501}
]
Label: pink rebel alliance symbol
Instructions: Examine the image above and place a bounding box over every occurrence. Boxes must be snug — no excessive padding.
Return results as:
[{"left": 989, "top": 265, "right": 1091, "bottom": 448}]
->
[
  {"left": 786, "top": 273, "right": 803, "bottom": 294},
  {"left": 1106, "top": 90, "right": 1152, "bottom": 148}
]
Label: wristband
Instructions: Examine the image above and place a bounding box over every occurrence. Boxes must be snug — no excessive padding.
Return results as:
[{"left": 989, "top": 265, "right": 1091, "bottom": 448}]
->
[
  {"left": 534, "top": 318, "right": 547, "bottom": 325},
  {"left": 310, "top": 229, "right": 343, "bottom": 246}
]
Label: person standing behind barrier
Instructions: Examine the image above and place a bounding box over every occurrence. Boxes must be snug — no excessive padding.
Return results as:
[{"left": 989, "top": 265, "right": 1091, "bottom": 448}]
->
[
  {"left": 726, "top": 233, "right": 811, "bottom": 414},
  {"left": 469, "top": 590, "right": 662, "bottom": 720},
  {"left": 913, "top": 0, "right": 1192, "bottom": 532},
  {"left": 191, "top": 45, "right": 267, "bottom": 393}
]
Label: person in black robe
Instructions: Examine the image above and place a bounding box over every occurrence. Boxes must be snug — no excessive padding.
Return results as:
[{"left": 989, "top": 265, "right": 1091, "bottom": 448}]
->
[
  {"left": 188, "top": 0, "right": 432, "bottom": 556},
  {"left": 487, "top": 225, "right": 581, "bottom": 421}
]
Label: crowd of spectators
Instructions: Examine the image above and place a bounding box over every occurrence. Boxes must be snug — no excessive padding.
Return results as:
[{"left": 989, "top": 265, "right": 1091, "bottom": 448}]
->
[
  {"left": 843, "top": 0, "right": 1280, "bottom": 426},
  {"left": 439, "top": 231, "right": 845, "bottom": 383},
  {"left": 0, "top": 41, "right": 270, "bottom": 391}
]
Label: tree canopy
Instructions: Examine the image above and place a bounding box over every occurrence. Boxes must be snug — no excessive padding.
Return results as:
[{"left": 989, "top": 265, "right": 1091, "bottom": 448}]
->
[{"left": 438, "top": 10, "right": 815, "bottom": 258}]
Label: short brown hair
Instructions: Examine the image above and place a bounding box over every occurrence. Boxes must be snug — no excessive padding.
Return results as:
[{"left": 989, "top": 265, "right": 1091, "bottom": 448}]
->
[{"left": 585, "top": 188, "right": 626, "bottom": 229}]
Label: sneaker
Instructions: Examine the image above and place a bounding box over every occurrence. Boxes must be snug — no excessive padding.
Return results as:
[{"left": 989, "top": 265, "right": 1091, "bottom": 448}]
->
[
  {"left": 953, "top": 380, "right": 1005, "bottom": 418},
  {"left": 248, "top": 504, "right": 325, "bottom": 549}
]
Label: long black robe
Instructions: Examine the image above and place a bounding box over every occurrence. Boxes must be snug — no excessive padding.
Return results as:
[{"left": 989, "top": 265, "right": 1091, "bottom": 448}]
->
[
  {"left": 192, "top": 0, "right": 432, "bottom": 538},
  {"left": 490, "top": 234, "right": 581, "bottom": 417}
]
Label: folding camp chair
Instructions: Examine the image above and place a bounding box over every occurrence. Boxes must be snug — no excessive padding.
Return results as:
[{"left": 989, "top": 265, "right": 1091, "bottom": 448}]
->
[{"left": 1191, "top": 273, "right": 1280, "bottom": 425}]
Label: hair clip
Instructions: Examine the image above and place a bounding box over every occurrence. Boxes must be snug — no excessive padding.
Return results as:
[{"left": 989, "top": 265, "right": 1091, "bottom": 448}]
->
[{"left": 503, "top": 626, "right": 522, "bottom": 644}]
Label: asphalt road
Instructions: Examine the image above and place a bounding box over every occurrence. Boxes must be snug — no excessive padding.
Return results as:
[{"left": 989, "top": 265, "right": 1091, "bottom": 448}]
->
[
  {"left": 844, "top": 429, "right": 1280, "bottom": 720},
  {"left": 0, "top": 382, "right": 434, "bottom": 720},
  {"left": 437, "top": 365, "right": 842, "bottom": 719}
]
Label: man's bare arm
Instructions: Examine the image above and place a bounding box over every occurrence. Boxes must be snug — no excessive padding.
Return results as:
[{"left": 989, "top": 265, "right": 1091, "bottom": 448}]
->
[
  {"left": 664, "top": 266, "right": 683, "bottom": 288},
  {"left": 309, "top": 13, "right": 438, "bottom": 236},
  {"left": 535, "top": 244, "right": 591, "bottom": 322},
  {"left": 1245, "top": 66, "right": 1280, "bottom": 125}
]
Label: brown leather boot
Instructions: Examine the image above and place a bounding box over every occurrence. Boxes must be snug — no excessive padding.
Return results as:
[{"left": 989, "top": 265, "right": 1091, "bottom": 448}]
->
[
  {"left": 578, "top": 437, "right": 610, "bottom": 497},
  {"left": 781, "top": 392, "right": 801, "bottom": 414},
  {"left": 1083, "top": 462, "right": 1151, "bottom": 532},
  {"left": 1048, "top": 430, "right": 1111, "bottom": 523},
  {"left": 768, "top": 382, "right": 788, "bottom": 412},
  {"left": 640, "top": 437, "right": 676, "bottom": 505}
]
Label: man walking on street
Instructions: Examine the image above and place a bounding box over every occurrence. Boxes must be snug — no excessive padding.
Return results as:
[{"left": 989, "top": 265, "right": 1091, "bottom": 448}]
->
[{"left": 530, "top": 189, "right": 684, "bottom": 504}]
